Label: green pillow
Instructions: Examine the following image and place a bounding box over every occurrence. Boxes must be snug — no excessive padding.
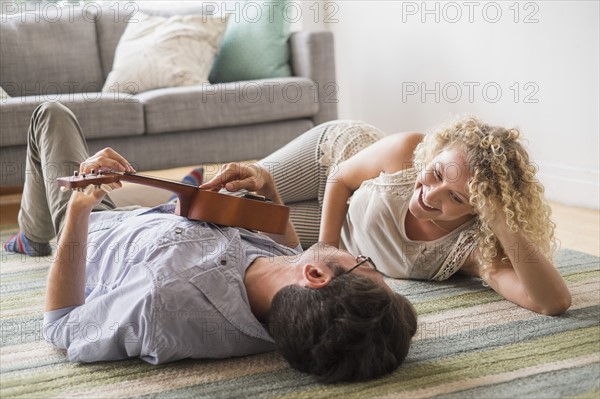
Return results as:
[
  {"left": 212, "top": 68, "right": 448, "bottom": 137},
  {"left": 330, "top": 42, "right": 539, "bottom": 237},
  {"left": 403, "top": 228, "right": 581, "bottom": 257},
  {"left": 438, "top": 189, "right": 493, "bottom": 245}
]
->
[{"left": 209, "top": 0, "right": 292, "bottom": 83}]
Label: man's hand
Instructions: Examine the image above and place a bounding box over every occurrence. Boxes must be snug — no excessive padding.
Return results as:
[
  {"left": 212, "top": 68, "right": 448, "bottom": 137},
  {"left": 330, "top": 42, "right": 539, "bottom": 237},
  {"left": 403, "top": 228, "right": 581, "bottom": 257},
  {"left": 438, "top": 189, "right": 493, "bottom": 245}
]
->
[
  {"left": 69, "top": 182, "right": 122, "bottom": 212},
  {"left": 80, "top": 147, "right": 136, "bottom": 175},
  {"left": 199, "top": 162, "right": 276, "bottom": 199},
  {"left": 200, "top": 162, "right": 300, "bottom": 248},
  {"left": 67, "top": 147, "right": 131, "bottom": 211}
]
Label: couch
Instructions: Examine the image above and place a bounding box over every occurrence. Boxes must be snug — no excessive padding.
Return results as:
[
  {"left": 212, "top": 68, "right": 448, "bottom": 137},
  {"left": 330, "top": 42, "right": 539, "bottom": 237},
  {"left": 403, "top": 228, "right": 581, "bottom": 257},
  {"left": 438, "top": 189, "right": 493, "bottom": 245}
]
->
[{"left": 0, "top": 2, "right": 337, "bottom": 186}]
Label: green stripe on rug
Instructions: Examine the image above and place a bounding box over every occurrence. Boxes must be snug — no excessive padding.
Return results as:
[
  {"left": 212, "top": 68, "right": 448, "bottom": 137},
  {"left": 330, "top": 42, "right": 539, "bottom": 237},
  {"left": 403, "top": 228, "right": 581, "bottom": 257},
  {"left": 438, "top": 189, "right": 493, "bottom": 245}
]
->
[
  {"left": 386, "top": 277, "right": 489, "bottom": 302},
  {"left": 564, "top": 269, "right": 600, "bottom": 284},
  {"left": 568, "top": 388, "right": 600, "bottom": 399},
  {"left": 414, "top": 290, "right": 503, "bottom": 314}
]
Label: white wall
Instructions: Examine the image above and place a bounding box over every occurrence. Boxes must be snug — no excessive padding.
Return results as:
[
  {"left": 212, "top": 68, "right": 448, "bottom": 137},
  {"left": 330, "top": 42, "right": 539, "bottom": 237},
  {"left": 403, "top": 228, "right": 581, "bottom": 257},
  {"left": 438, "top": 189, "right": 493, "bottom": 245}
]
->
[{"left": 303, "top": 0, "right": 599, "bottom": 209}]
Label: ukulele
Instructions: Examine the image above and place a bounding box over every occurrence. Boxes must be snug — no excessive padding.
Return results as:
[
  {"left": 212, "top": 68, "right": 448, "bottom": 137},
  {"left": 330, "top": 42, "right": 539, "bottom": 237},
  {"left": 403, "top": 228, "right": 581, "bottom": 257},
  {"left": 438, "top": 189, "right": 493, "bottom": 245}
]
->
[{"left": 56, "top": 170, "right": 290, "bottom": 234}]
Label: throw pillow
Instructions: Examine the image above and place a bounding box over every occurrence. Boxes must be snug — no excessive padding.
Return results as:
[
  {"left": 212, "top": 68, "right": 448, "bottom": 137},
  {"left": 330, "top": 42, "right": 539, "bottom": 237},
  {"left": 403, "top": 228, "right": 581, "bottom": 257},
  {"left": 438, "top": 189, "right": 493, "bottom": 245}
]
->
[
  {"left": 208, "top": 0, "right": 292, "bottom": 83},
  {"left": 0, "top": 87, "right": 10, "bottom": 100},
  {"left": 102, "top": 12, "right": 228, "bottom": 95}
]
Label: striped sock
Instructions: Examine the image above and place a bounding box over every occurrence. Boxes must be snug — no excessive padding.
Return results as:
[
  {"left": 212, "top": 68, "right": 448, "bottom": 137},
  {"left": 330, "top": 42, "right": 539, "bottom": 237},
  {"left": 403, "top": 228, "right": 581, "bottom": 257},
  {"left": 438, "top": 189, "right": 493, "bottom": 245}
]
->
[
  {"left": 182, "top": 167, "right": 204, "bottom": 186},
  {"left": 169, "top": 167, "right": 204, "bottom": 203},
  {"left": 3, "top": 231, "right": 51, "bottom": 256}
]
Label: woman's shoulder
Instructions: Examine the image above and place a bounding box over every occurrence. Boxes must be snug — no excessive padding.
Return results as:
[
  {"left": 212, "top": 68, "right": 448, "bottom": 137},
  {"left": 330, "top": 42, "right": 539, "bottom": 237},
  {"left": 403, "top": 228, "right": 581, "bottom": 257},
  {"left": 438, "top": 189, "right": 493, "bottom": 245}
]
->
[
  {"left": 377, "top": 132, "right": 425, "bottom": 174},
  {"left": 387, "top": 131, "right": 426, "bottom": 146},
  {"left": 333, "top": 130, "right": 424, "bottom": 191}
]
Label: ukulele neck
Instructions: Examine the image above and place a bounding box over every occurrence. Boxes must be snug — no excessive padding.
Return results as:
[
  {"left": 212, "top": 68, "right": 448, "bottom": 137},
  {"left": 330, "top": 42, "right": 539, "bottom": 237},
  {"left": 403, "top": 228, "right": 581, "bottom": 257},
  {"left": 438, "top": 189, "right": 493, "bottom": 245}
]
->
[{"left": 117, "top": 172, "right": 198, "bottom": 215}]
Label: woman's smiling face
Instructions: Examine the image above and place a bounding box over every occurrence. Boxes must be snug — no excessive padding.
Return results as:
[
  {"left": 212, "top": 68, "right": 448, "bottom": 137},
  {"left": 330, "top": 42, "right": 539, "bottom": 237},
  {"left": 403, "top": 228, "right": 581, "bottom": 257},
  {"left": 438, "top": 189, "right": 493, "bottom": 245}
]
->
[{"left": 408, "top": 147, "right": 474, "bottom": 221}]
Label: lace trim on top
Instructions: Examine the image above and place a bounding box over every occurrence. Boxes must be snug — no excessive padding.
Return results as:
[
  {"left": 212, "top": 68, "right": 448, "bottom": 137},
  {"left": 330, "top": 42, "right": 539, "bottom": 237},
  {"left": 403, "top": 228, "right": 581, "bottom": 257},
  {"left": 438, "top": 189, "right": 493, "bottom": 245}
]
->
[
  {"left": 356, "top": 168, "right": 477, "bottom": 281},
  {"left": 318, "top": 120, "right": 386, "bottom": 171},
  {"left": 431, "top": 229, "right": 478, "bottom": 281},
  {"left": 362, "top": 168, "right": 420, "bottom": 199}
]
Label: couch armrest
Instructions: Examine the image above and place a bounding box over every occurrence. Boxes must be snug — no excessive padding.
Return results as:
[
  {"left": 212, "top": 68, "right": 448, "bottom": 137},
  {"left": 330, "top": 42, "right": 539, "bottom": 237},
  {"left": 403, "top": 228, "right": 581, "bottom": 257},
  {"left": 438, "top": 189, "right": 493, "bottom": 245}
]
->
[{"left": 289, "top": 31, "right": 338, "bottom": 125}]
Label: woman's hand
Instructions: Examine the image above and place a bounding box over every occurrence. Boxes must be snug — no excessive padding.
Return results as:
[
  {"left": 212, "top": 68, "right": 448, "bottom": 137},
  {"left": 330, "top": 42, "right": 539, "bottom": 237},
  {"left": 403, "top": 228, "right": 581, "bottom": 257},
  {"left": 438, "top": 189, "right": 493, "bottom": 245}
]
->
[
  {"left": 199, "top": 162, "right": 276, "bottom": 199},
  {"left": 478, "top": 201, "right": 507, "bottom": 233}
]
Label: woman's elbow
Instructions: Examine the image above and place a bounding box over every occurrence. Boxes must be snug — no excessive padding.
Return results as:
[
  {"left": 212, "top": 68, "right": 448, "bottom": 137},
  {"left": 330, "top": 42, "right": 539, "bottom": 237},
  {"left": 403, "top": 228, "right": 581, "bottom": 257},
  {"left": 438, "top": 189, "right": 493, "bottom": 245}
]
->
[{"left": 538, "top": 292, "right": 572, "bottom": 316}]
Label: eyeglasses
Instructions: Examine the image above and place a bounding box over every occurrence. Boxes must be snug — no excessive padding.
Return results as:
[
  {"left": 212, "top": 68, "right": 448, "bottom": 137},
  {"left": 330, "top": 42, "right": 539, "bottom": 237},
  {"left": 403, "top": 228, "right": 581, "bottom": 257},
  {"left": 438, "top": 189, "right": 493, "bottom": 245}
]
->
[{"left": 344, "top": 255, "right": 379, "bottom": 275}]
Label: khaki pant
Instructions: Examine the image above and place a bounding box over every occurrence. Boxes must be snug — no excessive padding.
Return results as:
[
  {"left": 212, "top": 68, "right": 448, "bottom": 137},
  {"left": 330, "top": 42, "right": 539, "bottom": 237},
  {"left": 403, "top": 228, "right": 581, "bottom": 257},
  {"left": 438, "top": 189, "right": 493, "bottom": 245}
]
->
[{"left": 18, "top": 102, "right": 116, "bottom": 243}]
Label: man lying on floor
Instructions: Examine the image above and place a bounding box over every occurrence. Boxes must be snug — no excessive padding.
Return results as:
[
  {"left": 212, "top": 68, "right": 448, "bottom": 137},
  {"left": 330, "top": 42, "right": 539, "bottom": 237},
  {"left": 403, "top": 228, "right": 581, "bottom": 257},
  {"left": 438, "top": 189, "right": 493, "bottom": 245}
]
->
[{"left": 6, "top": 102, "right": 417, "bottom": 383}]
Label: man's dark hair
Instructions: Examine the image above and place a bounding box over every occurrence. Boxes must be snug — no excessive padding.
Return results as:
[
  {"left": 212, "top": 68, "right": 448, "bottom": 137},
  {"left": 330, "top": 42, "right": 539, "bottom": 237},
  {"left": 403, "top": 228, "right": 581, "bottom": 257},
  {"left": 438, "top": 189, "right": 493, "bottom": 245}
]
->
[{"left": 268, "top": 266, "right": 418, "bottom": 383}]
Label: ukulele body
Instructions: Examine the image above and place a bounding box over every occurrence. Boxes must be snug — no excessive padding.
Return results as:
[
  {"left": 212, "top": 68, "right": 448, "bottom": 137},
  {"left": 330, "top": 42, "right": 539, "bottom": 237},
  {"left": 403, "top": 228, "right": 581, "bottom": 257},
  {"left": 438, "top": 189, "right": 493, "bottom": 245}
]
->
[{"left": 180, "top": 190, "right": 289, "bottom": 234}]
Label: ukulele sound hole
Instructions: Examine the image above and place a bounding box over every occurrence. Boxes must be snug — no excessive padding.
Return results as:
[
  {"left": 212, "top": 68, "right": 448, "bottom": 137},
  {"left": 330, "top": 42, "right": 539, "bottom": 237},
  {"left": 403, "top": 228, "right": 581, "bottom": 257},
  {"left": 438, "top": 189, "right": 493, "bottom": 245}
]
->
[{"left": 242, "top": 193, "right": 272, "bottom": 202}]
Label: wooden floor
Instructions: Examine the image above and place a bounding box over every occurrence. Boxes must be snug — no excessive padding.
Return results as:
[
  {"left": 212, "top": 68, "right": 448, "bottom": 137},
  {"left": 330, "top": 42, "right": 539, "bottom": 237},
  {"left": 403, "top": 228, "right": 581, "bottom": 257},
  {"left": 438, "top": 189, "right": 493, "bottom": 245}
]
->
[
  {"left": 1, "top": 182, "right": 598, "bottom": 257},
  {"left": 549, "top": 201, "right": 599, "bottom": 256}
]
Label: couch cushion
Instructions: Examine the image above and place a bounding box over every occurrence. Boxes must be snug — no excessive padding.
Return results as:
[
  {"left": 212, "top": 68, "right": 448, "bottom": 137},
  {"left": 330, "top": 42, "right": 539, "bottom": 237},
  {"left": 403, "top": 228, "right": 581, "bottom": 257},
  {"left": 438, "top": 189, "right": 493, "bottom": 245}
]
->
[
  {"left": 0, "top": 6, "right": 104, "bottom": 97},
  {"left": 136, "top": 77, "right": 319, "bottom": 134},
  {"left": 0, "top": 95, "right": 144, "bottom": 147},
  {"left": 102, "top": 12, "right": 228, "bottom": 95}
]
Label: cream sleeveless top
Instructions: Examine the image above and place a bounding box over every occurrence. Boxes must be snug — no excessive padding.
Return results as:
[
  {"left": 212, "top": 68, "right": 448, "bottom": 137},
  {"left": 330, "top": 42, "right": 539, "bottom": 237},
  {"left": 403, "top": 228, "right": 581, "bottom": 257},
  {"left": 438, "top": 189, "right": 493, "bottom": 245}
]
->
[{"left": 339, "top": 168, "right": 478, "bottom": 281}]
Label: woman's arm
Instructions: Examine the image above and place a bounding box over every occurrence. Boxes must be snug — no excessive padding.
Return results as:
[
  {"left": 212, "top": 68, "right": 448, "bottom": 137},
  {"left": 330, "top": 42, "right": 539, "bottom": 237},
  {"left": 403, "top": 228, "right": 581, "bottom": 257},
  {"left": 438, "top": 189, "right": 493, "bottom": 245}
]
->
[
  {"left": 489, "top": 215, "right": 571, "bottom": 315},
  {"left": 462, "top": 215, "right": 571, "bottom": 316},
  {"left": 319, "top": 132, "right": 425, "bottom": 246}
]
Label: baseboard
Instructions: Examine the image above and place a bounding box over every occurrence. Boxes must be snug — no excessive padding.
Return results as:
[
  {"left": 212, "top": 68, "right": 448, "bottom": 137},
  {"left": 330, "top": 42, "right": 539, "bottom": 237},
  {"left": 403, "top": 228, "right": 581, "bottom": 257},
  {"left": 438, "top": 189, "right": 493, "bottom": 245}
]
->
[
  {"left": 0, "top": 185, "right": 23, "bottom": 196},
  {"left": 0, "top": 193, "right": 20, "bottom": 226},
  {"left": 536, "top": 162, "right": 599, "bottom": 210}
]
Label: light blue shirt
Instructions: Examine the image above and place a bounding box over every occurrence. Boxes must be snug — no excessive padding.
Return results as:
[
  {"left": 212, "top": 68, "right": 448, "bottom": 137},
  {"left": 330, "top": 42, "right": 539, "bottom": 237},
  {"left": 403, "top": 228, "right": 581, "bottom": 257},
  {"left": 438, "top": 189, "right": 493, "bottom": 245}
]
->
[{"left": 43, "top": 204, "right": 301, "bottom": 364}]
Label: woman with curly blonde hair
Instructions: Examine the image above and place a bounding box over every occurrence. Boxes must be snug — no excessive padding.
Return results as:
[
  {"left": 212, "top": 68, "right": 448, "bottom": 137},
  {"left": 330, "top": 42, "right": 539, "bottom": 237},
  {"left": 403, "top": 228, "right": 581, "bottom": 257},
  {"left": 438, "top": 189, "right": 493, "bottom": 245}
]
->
[{"left": 202, "top": 117, "right": 571, "bottom": 315}]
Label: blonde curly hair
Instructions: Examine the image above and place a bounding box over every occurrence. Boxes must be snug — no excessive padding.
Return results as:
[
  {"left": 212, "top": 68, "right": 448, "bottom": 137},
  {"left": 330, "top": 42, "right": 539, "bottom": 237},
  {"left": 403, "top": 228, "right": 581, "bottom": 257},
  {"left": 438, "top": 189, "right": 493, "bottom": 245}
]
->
[{"left": 413, "top": 117, "right": 557, "bottom": 272}]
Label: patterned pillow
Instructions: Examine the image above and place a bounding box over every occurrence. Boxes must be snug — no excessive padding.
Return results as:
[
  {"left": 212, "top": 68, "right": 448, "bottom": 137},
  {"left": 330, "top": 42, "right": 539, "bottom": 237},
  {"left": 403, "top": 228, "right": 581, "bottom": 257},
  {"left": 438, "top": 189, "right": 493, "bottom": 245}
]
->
[
  {"left": 102, "top": 12, "right": 228, "bottom": 95},
  {"left": 208, "top": 0, "right": 292, "bottom": 83}
]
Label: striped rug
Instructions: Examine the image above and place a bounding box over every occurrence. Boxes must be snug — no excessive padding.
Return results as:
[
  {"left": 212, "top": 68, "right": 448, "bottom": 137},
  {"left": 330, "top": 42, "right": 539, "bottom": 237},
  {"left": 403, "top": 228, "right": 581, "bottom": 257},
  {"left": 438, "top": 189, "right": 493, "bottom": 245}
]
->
[{"left": 1, "top": 225, "right": 599, "bottom": 398}]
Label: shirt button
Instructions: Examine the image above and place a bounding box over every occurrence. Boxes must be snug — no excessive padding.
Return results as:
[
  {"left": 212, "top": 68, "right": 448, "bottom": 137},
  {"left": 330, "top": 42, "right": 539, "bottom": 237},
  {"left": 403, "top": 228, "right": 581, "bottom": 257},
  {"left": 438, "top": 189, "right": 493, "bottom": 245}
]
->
[
  {"left": 220, "top": 259, "right": 227, "bottom": 265},
  {"left": 175, "top": 228, "right": 183, "bottom": 234}
]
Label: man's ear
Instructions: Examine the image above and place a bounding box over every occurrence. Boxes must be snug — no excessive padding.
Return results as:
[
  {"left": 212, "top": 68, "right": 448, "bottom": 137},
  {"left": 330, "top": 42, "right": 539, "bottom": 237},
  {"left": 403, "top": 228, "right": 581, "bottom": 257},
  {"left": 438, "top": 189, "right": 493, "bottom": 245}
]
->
[{"left": 302, "top": 264, "right": 332, "bottom": 289}]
